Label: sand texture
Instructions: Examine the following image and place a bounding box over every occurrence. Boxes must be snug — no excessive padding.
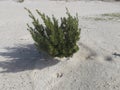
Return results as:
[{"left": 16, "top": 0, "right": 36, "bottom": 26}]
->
[{"left": 0, "top": 0, "right": 120, "bottom": 90}]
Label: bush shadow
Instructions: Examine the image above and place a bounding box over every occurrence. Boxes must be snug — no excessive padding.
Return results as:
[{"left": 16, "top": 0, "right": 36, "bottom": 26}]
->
[{"left": 0, "top": 44, "right": 59, "bottom": 73}]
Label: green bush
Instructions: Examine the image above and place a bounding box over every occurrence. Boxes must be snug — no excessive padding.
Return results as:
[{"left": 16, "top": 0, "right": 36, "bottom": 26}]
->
[{"left": 25, "top": 8, "right": 81, "bottom": 58}]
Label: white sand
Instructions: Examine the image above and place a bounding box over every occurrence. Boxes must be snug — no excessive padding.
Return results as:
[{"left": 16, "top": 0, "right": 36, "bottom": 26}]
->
[{"left": 0, "top": 0, "right": 120, "bottom": 90}]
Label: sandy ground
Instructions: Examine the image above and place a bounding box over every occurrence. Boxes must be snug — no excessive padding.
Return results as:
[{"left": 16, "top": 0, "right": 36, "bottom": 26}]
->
[{"left": 0, "top": 0, "right": 120, "bottom": 90}]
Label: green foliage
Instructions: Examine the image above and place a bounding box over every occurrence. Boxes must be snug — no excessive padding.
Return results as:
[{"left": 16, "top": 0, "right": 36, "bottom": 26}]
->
[{"left": 25, "top": 8, "right": 81, "bottom": 58}]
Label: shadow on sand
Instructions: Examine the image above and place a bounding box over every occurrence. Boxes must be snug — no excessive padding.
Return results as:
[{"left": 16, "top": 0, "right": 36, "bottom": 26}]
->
[
  {"left": 79, "top": 42, "right": 114, "bottom": 61},
  {"left": 0, "top": 44, "right": 59, "bottom": 73}
]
